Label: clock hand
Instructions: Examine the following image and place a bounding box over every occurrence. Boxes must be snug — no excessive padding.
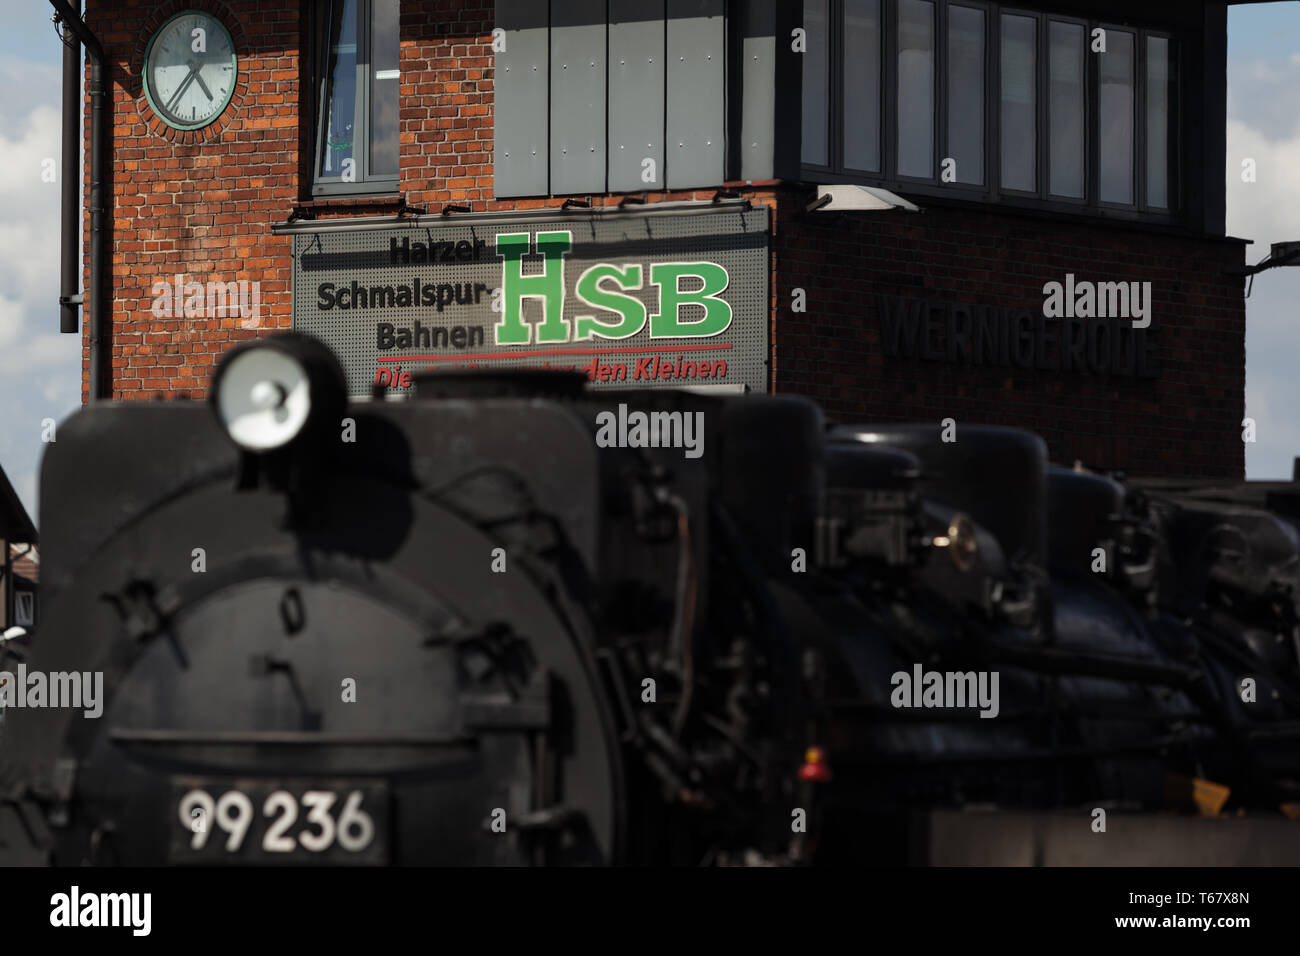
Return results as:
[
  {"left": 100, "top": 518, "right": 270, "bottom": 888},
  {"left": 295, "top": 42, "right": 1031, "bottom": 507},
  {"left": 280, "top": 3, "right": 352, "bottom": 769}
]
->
[
  {"left": 164, "top": 67, "right": 199, "bottom": 114},
  {"left": 192, "top": 65, "right": 215, "bottom": 101}
]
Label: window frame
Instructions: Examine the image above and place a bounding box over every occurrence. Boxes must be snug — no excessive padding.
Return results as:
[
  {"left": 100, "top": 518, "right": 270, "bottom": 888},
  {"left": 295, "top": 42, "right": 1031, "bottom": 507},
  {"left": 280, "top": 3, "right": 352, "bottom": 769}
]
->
[
  {"left": 893, "top": 0, "right": 939, "bottom": 185},
  {"left": 1140, "top": 29, "right": 1177, "bottom": 214},
  {"left": 1044, "top": 14, "right": 1089, "bottom": 207},
  {"left": 842, "top": 0, "right": 885, "bottom": 178},
  {"left": 995, "top": 7, "right": 1042, "bottom": 200},
  {"left": 801, "top": 0, "right": 1180, "bottom": 224},
  {"left": 940, "top": 0, "right": 991, "bottom": 193},
  {"left": 310, "top": 0, "right": 400, "bottom": 198},
  {"left": 803, "top": 0, "right": 836, "bottom": 176},
  {"left": 1096, "top": 22, "right": 1138, "bottom": 211},
  {"left": 14, "top": 591, "right": 33, "bottom": 628}
]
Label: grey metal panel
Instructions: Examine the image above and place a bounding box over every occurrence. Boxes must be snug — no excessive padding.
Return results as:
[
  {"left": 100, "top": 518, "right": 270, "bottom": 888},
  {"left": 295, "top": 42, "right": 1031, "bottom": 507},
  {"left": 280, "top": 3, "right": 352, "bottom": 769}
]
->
[
  {"left": 609, "top": 0, "right": 665, "bottom": 192},
  {"left": 666, "top": 0, "right": 726, "bottom": 188},
  {"left": 291, "top": 204, "right": 770, "bottom": 396},
  {"left": 494, "top": 0, "right": 549, "bottom": 198},
  {"left": 550, "top": 0, "right": 607, "bottom": 195},
  {"left": 740, "top": 0, "right": 775, "bottom": 182}
]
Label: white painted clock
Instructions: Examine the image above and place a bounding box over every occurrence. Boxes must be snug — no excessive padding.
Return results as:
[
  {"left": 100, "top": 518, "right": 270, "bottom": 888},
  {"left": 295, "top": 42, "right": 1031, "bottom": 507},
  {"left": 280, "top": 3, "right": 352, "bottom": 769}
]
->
[{"left": 143, "top": 10, "right": 238, "bottom": 130}]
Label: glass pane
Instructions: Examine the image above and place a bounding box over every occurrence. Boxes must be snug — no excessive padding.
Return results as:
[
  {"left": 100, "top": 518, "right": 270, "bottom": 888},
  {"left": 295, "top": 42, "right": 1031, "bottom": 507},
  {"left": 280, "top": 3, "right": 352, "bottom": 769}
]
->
[
  {"left": 947, "top": 4, "right": 983, "bottom": 185},
  {"left": 802, "top": 0, "right": 829, "bottom": 166},
  {"left": 1000, "top": 14, "right": 1036, "bottom": 192},
  {"left": 1147, "top": 36, "right": 1169, "bottom": 208},
  {"left": 15, "top": 593, "right": 33, "bottom": 626},
  {"left": 843, "top": 0, "right": 881, "bottom": 172},
  {"left": 369, "top": 0, "right": 400, "bottom": 177},
  {"left": 1048, "top": 21, "right": 1084, "bottom": 198},
  {"left": 319, "top": 0, "right": 359, "bottom": 179},
  {"left": 897, "top": 0, "right": 934, "bottom": 178},
  {"left": 1100, "top": 29, "right": 1134, "bottom": 204}
]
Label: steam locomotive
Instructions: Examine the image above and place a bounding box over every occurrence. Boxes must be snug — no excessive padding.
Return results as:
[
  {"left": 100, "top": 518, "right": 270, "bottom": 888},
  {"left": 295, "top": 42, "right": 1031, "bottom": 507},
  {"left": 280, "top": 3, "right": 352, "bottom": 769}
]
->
[{"left": 2, "top": 332, "right": 1298, "bottom": 865}]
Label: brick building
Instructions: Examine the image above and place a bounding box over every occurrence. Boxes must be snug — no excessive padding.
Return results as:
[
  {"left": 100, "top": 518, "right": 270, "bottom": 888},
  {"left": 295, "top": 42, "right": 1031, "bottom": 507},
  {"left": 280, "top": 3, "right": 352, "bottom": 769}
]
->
[
  {"left": 0, "top": 467, "right": 37, "bottom": 634},
  {"left": 53, "top": 0, "right": 1266, "bottom": 476}
]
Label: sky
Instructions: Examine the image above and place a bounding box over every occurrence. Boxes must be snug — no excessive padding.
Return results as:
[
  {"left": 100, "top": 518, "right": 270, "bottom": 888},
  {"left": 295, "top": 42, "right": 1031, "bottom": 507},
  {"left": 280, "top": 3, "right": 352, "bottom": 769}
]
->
[
  {"left": 0, "top": 2, "right": 1299, "bottom": 528},
  {"left": 1226, "top": 3, "right": 1300, "bottom": 482}
]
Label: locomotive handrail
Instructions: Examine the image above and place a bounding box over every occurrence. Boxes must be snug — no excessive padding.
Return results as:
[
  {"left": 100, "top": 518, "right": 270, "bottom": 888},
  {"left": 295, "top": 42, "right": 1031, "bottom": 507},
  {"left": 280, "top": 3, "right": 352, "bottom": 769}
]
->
[{"left": 980, "top": 641, "right": 1204, "bottom": 688}]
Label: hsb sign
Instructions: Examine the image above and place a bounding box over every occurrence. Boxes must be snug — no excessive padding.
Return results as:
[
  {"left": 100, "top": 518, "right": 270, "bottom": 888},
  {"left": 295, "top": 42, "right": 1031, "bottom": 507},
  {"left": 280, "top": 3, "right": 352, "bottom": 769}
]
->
[
  {"left": 493, "top": 230, "right": 734, "bottom": 345},
  {"left": 292, "top": 205, "right": 770, "bottom": 395}
]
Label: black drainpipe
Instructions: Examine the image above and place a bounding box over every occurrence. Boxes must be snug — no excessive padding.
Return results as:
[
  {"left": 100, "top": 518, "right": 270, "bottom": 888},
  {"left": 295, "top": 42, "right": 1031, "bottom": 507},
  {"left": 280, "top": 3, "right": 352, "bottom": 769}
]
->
[{"left": 49, "top": 0, "right": 109, "bottom": 401}]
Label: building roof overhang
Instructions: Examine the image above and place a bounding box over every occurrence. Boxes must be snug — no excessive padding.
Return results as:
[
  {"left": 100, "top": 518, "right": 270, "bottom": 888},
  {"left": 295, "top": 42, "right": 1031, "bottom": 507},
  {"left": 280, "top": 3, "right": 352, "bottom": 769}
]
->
[{"left": 0, "top": 467, "right": 36, "bottom": 544}]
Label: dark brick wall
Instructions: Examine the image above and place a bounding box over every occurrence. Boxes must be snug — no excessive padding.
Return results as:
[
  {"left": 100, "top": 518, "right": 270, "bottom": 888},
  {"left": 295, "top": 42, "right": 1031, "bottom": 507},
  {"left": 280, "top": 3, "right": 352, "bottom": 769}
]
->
[{"left": 770, "top": 196, "right": 1247, "bottom": 478}]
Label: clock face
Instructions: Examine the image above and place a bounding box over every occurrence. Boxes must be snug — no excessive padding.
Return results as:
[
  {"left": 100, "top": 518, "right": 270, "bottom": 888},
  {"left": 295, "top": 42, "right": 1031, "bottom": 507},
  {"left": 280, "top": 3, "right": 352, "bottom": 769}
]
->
[{"left": 144, "top": 11, "right": 237, "bottom": 130}]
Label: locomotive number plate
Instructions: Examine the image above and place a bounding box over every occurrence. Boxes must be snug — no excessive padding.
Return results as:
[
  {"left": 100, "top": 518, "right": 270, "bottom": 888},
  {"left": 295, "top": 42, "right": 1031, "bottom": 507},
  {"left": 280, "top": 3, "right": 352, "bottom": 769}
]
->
[{"left": 168, "top": 777, "right": 389, "bottom": 864}]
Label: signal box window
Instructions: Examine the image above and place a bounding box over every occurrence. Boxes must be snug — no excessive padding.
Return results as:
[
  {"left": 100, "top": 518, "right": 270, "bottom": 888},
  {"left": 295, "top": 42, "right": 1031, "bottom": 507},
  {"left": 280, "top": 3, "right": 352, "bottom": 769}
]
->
[
  {"left": 802, "top": 0, "right": 1175, "bottom": 220},
  {"left": 312, "top": 0, "right": 400, "bottom": 196}
]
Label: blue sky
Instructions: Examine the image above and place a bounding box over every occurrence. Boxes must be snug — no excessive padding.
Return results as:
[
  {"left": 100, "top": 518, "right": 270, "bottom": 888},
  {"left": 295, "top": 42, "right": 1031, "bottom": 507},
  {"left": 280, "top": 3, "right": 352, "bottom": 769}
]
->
[{"left": 1, "top": 2, "right": 1299, "bottom": 526}]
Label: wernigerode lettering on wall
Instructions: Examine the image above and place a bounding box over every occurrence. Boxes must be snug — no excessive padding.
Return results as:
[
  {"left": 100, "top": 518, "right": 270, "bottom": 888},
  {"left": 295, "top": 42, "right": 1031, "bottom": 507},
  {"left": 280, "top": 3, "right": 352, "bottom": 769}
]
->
[{"left": 877, "top": 272, "right": 1159, "bottom": 379}]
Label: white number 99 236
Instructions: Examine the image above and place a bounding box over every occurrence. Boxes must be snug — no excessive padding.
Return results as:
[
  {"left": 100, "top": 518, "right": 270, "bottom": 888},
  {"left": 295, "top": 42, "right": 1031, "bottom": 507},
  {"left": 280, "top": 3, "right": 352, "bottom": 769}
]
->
[{"left": 177, "top": 788, "right": 375, "bottom": 854}]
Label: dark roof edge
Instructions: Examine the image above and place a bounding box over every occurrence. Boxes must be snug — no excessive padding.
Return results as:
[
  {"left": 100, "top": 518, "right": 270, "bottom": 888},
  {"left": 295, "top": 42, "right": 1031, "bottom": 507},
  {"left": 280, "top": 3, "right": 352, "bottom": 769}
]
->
[{"left": 0, "top": 464, "right": 36, "bottom": 543}]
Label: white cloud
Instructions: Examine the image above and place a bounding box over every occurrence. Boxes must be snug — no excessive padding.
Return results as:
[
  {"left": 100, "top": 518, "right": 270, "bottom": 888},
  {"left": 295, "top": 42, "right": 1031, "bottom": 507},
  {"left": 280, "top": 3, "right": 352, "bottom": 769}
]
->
[
  {"left": 0, "top": 295, "right": 22, "bottom": 349},
  {"left": 0, "top": 56, "right": 79, "bottom": 522},
  {"left": 1226, "top": 118, "right": 1300, "bottom": 247},
  {"left": 0, "top": 104, "right": 64, "bottom": 305},
  {"left": 1226, "top": 52, "right": 1300, "bottom": 145},
  {"left": 0, "top": 331, "right": 79, "bottom": 376},
  {"left": 0, "top": 104, "right": 62, "bottom": 194},
  {"left": 17, "top": 471, "right": 36, "bottom": 522}
]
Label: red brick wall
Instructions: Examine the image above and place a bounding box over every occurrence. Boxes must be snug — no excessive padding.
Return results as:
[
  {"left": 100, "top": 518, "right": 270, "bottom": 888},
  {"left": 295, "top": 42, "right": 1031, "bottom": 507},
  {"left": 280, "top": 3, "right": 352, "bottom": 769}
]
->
[
  {"left": 85, "top": 0, "right": 297, "bottom": 402},
  {"left": 84, "top": 0, "right": 758, "bottom": 403},
  {"left": 84, "top": 0, "right": 1246, "bottom": 477},
  {"left": 770, "top": 196, "right": 1247, "bottom": 478}
]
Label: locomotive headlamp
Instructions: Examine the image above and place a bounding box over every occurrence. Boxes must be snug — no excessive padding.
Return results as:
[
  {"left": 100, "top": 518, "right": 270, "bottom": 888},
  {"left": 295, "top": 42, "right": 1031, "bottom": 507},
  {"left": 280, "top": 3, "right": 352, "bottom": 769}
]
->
[
  {"left": 211, "top": 333, "right": 348, "bottom": 454},
  {"left": 933, "top": 514, "right": 979, "bottom": 573},
  {"left": 216, "top": 348, "right": 310, "bottom": 451}
]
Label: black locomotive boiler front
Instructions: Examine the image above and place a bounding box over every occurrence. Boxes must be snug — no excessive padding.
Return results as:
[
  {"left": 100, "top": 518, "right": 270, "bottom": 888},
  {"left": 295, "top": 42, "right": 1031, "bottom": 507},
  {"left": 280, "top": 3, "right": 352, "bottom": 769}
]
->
[{"left": 0, "top": 334, "right": 815, "bottom": 864}]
